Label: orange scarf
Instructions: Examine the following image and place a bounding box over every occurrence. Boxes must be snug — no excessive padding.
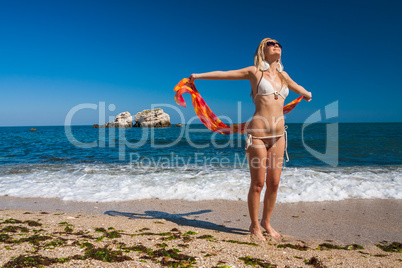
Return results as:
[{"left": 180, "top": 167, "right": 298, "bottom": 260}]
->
[{"left": 174, "top": 78, "right": 303, "bottom": 135}]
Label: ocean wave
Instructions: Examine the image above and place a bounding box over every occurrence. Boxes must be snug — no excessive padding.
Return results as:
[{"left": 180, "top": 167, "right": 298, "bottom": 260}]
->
[{"left": 0, "top": 164, "right": 401, "bottom": 203}]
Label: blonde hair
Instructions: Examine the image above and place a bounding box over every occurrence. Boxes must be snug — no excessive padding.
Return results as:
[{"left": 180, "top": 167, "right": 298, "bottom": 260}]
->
[{"left": 251, "top": 38, "right": 288, "bottom": 99}]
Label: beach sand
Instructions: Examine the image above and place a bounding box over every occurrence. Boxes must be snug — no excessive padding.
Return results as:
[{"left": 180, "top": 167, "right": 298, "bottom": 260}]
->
[{"left": 0, "top": 196, "right": 401, "bottom": 267}]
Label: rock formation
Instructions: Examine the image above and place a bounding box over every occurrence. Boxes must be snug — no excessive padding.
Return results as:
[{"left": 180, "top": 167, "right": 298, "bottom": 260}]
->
[
  {"left": 133, "top": 108, "right": 171, "bottom": 127},
  {"left": 100, "top": 111, "right": 133, "bottom": 128}
]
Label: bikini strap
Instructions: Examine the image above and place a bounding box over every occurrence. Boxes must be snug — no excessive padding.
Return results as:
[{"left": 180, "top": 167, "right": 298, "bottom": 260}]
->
[
  {"left": 254, "top": 70, "right": 265, "bottom": 98},
  {"left": 284, "top": 125, "right": 289, "bottom": 162}
]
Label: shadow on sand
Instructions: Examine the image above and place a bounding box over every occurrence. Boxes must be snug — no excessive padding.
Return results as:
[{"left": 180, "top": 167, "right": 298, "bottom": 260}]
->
[{"left": 104, "top": 209, "right": 248, "bottom": 235}]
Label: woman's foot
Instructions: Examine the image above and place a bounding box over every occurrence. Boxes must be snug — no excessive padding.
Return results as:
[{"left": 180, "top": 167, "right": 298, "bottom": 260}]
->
[
  {"left": 260, "top": 219, "right": 280, "bottom": 239},
  {"left": 249, "top": 224, "right": 266, "bottom": 241}
]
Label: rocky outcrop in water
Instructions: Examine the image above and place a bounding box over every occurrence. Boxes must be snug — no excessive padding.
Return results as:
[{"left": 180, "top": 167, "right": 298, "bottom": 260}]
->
[
  {"left": 133, "top": 108, "right": 171, "bottom": 128},
  {"left": 101, "top": 111, "right": 133, "bottom": 128}
]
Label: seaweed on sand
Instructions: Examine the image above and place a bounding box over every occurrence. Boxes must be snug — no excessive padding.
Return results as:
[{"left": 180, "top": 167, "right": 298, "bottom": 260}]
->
[
  {"left": 277, "top": 243, "right": 309, "bottom": 251},
  {"left": 239, "top": 256, "right": 277, "bottom": 267},
  {"left": 317, "top": 243, "right": 364, "bottom": 251},
  {"left": 376, "top": 242, "right": 402, "bottom": 253},
  {"left": 3, "top": 255, "right": 68, "bottom": 268}
]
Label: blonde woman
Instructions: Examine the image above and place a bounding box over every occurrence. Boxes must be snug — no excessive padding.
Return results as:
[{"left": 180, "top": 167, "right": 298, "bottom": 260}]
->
[{"left": 189, "top": 38, "right": 312, "bottom": 240}]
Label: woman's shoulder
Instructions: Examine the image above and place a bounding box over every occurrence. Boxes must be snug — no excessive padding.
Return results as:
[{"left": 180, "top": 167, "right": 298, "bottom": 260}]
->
[
  {"left": 280, "top": 71, "right": 290, "bottom": 79},
  {"left": 244, "top": 66, "right": 259, "bottom": 78},
  {"left": 246, "top": 65, "right": 258, "bottom": 73}
]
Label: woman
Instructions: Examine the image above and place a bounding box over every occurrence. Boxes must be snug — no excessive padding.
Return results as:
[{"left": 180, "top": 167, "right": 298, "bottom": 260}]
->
[{"left": 188, "top": 38, "right": 312, "bottom": 240}]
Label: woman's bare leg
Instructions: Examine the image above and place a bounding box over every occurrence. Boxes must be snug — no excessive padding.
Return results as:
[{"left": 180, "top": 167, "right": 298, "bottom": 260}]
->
[
  {"left": 260, "top": 136, "right": 285, "bottom": 239},
  {"left": 246, "top": 139, "right": 268, "bottom": 241}
]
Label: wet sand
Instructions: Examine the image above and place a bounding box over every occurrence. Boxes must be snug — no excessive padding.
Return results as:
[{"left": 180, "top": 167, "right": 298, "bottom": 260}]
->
[{"left": 0, "top": 196, "right": 401, "bottom": 267}]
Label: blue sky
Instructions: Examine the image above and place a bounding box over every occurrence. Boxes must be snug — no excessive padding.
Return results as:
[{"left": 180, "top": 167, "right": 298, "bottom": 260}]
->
[{"left": 0, "top": 0, "right": 401, "bottom": 126}]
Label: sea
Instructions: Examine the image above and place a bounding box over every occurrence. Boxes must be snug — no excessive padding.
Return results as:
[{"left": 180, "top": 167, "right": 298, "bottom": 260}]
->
[{"left": 0, "top": 123, "right": 401, "bottom": 203}]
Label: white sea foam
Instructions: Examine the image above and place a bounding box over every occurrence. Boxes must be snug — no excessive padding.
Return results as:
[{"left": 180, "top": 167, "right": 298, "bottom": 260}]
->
[{"left": 0, "top": 164, "right": 401, "bottom": 203}]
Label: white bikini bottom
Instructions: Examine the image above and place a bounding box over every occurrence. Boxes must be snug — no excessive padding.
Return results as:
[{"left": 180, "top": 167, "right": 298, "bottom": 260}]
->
[{"left": 245, "top": 125, "right": 289, "bottom": 162}]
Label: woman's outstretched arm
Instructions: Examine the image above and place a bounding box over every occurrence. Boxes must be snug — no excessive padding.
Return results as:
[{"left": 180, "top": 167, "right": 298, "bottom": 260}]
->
[
  {"left": 282, "top": 71, "right": 312, "bottom": 101},
  {"left": 189, "top": 66, "right": 256, "bottom": 83}
]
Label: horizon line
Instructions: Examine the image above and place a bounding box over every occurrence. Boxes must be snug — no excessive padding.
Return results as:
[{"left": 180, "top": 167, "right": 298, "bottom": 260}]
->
[{"left": 1, "top": 122, "right": 401, "bottom": 127}]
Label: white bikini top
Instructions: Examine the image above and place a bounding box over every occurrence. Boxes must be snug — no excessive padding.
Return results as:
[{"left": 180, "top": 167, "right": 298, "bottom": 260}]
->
[{"left": 257, "top": 77, "right": 289, "bottom": 99}]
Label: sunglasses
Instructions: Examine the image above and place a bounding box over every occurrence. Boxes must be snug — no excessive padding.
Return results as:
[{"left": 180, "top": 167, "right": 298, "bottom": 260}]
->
[{"left": 266, "top": 41, "right": 282, "bottom": 49}]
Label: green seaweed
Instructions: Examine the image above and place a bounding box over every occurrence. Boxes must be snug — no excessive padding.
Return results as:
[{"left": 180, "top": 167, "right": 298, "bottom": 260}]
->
[
  {"left": 82, "top": 245, "right": 132, "bottom": 262},
  {"left": 159, "top": 232, "right": 172, "bottom": 236},
  {"left": 95, "top": 227, "right": 107, "bottom": 233},
  {"left": 0, "top": 234, "right": 11, "bottom": 243},
  {"left": 57, "top": 257, "right": 69, "bottom": 263},
  {"left": 317, "top": 243, "right": 364, "bottom": 251},
  {"left": 106, "top": 231, "right": 121, "bottom": 238},
  {"left": 277, "top": 243, "right": 308, "bottom": 251},
  {"left": 3, "top": 255, "right": 63, "bottom": 267},
  {"left": 122, "top": 244, "right": 196, "bottom": 267},
  {"left": 198, "top": 235, "right": 217, "bottom": 241},
  {"left": 239, "top": 256, "right": 277, "bottom": 267},
  {"left": 74, "top": 240, "right": 94, "bottom": 249},
  {"left": 153, "top": 248, "right": 196, "bottom": 267},
  {"left": 17, "top": 234, "right": 53, "bottom": 246},
  {"left": 96, "top": 236, "right": 105, "bottom": 242},
  {"left": 45, "top": 239, "right": 66, "bottom": 249},
  {"left": 58, "top": 221, "right": 74, "bottom": 233},
  {"left": 24, "top": 220, "right": 42, "bottom": 227},
  {"left": 373, "top": 254, "right": 388, "bottom": 257},
  {"left": 3, "top": 218, "right": 23, "bottom": 224},
  {"left": 157, "top": 242, "right": 169, "bottom": 248},
  {"left": 163, "top": 234, "right": 180, "bottom": 241},
  {"left": 133, "top": 231, "right": 157, "bottom": 236},
  {"left": 0, "top": 216, "right": 211, "bottom": 267},
  {"left": 376, "top": 242, "right": 402, "bottom": 253},
  {"left": 123, "top": 244, "right": 154, "bottom": 254},
  {"left": 205, "top": 253, "right": 217, "bottom": 257},
  {"left": 1, "top": 225, "right": 29, "bottom": 233},
  {"left": 134, "top": 231, "right": 180, "bottom": 240},
  {"left": 225, "top": 240, "right": 258, "bottom": 246},
  {"left": 182, "top": 236, "right": 193, "bottom": 242},
  {"left": 183, "top": 231, "right": 198, "bottom": 236},
  {"left": 305, "top": 256, "right": 325, "bottom": 268},
  {"left": 95, "top": 227, "right": 122, "bottom": 239}
]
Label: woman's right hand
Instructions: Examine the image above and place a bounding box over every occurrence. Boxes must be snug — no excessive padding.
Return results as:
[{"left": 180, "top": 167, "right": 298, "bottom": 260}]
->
[
  {"left": 188, "top": 74, "right": 198, "bottom": 84},
  {"left": 303, "top": 92, "right": 312, "bottom": 102}
]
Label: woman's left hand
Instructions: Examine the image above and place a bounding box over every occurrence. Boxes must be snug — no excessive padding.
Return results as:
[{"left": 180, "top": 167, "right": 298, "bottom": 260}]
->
[{"left": 188, "top": 74, "right": 198, "bottom": 84}]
